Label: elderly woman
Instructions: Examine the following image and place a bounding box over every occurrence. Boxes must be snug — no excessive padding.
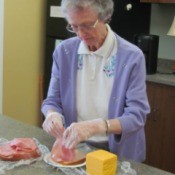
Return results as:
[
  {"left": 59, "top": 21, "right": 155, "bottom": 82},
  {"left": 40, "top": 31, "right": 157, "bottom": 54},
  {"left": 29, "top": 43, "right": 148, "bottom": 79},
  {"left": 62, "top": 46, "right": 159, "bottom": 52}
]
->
[{"left": 42, "top": 0, "right": 150, "bottom": 162}]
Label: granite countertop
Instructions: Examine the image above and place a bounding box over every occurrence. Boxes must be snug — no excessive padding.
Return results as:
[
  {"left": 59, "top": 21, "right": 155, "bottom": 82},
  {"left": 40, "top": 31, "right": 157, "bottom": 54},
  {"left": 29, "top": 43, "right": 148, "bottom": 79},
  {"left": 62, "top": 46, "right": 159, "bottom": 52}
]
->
[
  {"left": 0, "top": 114, "right": 174, "bottom": 175},
  {"left": 146, "top": 59, "right": 175, "bottom": 86},
  {"left": 146, "top": 73, "right": 175, "bottom": 86}
]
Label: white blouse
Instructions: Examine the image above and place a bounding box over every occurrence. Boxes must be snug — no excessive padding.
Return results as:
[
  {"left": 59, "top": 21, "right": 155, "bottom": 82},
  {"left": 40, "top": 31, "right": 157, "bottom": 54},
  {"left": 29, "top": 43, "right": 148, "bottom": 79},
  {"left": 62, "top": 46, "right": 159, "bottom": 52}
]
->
[{"left": 76, "top": 24, "right": 118, "bottom": 142}]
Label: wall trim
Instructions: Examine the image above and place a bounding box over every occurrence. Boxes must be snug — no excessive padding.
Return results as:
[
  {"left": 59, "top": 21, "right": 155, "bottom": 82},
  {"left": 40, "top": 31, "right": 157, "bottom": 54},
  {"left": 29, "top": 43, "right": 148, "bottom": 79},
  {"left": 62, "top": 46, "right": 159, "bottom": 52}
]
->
[{"left": 0, "top": 0, "right": 4, "bottom": 114}]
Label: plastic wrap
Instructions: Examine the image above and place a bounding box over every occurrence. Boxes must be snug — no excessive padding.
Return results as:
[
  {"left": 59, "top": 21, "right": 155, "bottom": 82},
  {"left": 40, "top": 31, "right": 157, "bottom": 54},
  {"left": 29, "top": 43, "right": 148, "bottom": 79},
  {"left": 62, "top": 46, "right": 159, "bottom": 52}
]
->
[
  {"left": 45, "top": 142, "right": 92, "bottom": 175},
  {"left": 0, "top": 138, "right": 49, "bottom": 175},
  {"left": 118, "top": 161, "right": 137, "bottom": 175},
  {"left": 58, "top": 167, "right": 88, "bottom": 175},
  {"left": 48, "top": 143, "right": 137, "bottom": 175}
]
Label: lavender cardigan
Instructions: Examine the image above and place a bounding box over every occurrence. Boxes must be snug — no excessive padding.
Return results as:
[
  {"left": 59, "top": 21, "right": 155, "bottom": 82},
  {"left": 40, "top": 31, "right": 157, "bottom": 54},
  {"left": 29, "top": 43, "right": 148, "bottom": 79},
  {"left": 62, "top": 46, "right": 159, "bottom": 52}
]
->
[{"left": 42, "top": 34, "right": 150, "bottom": 162}]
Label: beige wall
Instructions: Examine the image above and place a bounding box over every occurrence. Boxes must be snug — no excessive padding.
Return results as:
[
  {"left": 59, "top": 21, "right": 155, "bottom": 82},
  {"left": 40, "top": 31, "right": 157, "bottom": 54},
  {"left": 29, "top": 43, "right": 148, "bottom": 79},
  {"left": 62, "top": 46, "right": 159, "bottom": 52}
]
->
[
  {"left": 3, "top": 0, "right": 46, "bottom": 126},
  {"left": 0, "top": 0, "right": 4, "bottom": 114}
]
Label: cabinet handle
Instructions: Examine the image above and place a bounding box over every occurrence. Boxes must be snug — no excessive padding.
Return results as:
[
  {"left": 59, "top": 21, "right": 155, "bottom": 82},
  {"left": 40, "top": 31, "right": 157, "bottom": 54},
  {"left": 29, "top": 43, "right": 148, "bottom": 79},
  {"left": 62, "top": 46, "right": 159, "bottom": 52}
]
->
[
  {"left": 153, "top": 108, "right": 158, "bottom": 121},
  {"left": 148, "top": 108, "right": 158, "bottom": 122},
  {"left": 153, "top": 108, "right": 157, "bottom": 112}
]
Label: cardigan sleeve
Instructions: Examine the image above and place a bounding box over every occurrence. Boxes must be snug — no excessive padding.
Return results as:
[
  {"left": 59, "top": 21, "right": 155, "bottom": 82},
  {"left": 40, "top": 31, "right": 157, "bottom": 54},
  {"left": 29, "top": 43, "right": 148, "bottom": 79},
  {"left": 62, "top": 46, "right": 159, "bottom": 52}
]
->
[
  {"left": 115, "top": 49, "right": 150, "bottom": 143},
  {"left": 41, "top": 46, "right": 63, "bottom": 117}
]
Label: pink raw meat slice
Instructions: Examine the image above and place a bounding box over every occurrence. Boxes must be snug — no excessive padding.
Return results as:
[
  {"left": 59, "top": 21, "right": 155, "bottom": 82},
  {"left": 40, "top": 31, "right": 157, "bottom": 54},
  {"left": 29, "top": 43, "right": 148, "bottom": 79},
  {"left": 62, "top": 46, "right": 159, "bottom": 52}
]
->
[
  {"left": 0, "top": 144, "right": 16, "bottom": 159},
  {"left": 10, "top": 138, "right": 38, "bottom": 151},
  {"left": 0, "top": 138, "right": 41, "bottom": 161},
  {"left": 51, "top": 139, "right": 85, "bottom": 165},
  {"left": 51, "top": 139, "right": 75, "bottom": 162}
]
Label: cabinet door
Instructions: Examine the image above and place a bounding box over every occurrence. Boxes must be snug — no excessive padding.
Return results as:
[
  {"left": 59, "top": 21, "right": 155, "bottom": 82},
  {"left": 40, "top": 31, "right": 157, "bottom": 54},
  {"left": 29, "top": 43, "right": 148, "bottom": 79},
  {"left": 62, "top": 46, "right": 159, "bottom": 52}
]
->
[
  {"left": 145, "top": 82, "right": 175, "bottom": 173},
  {"left": 140, "top": 0, "right": 175, "bottom": 3},
  {"left": 110, "top": 0, "right": 151, "bottom": 42}
]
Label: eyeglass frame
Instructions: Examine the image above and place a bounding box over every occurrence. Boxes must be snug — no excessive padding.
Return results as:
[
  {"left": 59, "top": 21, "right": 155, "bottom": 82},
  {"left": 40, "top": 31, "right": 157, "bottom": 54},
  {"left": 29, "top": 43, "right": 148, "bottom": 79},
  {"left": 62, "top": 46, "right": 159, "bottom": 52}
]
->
[{"left": 66, "top": 19, "right": 99, "bottom": 33}]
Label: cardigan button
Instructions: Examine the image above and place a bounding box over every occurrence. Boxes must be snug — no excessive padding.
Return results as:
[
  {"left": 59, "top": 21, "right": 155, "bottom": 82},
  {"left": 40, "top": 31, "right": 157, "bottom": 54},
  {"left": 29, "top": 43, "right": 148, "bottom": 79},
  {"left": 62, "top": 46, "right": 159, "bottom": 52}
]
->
[
  {"left": 122, "top": 64, "right": 126, "bottom": 68},
  {"left": 113, "top": 97, "right": 118, "bottom": 103},
  {"left": 64, "top": 48, "right": 69, "bottom": 55}
]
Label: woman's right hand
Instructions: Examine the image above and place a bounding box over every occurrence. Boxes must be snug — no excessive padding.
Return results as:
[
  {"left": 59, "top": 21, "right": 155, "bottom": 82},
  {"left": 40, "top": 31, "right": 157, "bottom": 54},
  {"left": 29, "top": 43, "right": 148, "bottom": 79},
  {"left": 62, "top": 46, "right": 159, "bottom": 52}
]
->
[{"left": 42, "top": 111, "right": 65, "bottom": 139}]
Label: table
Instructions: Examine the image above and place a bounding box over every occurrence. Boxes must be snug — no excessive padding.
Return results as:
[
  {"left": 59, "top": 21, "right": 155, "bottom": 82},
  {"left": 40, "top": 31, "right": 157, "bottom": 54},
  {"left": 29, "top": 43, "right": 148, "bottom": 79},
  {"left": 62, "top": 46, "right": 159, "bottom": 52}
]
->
[{"left": 0, "top": 114, "right": 174, "bottom": 175}]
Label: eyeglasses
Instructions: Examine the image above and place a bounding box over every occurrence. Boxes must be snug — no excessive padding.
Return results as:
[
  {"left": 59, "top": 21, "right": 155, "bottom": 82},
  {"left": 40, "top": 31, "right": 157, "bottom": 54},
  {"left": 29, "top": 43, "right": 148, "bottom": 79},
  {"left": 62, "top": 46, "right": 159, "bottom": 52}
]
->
[{"left": 66, "top": 19, "right": 99, "bottom": 33}]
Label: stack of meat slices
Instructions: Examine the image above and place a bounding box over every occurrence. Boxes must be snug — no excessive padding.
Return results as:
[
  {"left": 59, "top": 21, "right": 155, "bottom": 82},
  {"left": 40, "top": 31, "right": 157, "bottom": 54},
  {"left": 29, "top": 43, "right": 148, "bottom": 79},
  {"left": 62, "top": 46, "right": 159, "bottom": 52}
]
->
[
  {"left": 0, "top": 138, "right": 41, "bottom": 161},
  {"left": 50, "top": 139, "right": 85, "bottom": 165}
]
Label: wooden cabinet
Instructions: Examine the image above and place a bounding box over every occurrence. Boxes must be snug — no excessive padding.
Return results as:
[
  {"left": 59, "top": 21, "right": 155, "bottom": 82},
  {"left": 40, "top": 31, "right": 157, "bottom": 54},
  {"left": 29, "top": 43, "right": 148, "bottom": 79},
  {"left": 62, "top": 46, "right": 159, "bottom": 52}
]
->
[
  {"left": 140, "top": 0, "right": 175, "bottom": 3},
  {"left": 145, "top": 82, "right": 175, "bottom": 173}
]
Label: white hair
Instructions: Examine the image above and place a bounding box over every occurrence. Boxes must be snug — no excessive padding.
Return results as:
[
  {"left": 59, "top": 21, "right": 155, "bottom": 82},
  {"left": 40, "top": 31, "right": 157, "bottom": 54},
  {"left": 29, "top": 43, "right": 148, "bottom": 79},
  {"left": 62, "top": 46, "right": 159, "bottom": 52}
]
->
[{"left": 61, "top": 0, "right": 114, "bottom": 23}]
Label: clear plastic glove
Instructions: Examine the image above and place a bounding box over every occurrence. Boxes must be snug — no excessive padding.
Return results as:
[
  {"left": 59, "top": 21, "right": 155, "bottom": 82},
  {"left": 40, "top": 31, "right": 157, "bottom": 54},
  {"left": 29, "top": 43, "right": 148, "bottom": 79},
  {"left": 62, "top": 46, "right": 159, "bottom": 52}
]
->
[
  {"left": 51, "top": 138, "right": 75, "bottom": 162},
  {"left": 42, "top": 112, "right": 65, "bottom": 139},
  {"left": 62, "top": 118, "right": 107, "bottom": 149}
]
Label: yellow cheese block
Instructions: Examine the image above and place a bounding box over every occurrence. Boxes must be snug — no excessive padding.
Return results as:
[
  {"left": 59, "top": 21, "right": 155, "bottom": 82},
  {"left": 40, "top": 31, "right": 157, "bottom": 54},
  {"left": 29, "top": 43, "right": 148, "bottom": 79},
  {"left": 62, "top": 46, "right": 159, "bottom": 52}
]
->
[{"left": 86, "top": 149, "right": 117, "bottom": 175}]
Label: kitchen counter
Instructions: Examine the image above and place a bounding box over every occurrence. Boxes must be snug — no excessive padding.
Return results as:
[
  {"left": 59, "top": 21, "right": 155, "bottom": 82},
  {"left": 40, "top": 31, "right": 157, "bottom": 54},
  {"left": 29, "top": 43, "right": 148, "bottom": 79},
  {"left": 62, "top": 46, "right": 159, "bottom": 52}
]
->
[
  {"left": 0, "top": 114, "right": 174, "bottom": 175},
  {"left": 146, "top": 73, "right": 175, "bottom": 86}
]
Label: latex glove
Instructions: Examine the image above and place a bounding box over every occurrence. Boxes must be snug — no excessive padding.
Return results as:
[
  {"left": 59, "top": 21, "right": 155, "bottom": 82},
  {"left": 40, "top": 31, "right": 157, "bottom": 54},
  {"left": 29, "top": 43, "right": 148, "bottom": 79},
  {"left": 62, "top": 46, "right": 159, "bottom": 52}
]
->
[
  {"left": 42, "top": 112, "right": 65, "bottom": 139},
  {"left": 51, "top": 138, "right": 75, "bottom": 162},
  {"left": 62, "top": 118, "right": 107, "bottom": 149}
]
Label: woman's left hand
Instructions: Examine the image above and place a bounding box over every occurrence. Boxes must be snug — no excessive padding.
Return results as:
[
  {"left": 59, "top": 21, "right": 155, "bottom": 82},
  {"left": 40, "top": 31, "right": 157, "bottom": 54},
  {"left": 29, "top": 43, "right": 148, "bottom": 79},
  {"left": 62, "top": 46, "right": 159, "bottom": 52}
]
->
[{"left": 62, "top": 119, "right": 107, "bottom": 149}]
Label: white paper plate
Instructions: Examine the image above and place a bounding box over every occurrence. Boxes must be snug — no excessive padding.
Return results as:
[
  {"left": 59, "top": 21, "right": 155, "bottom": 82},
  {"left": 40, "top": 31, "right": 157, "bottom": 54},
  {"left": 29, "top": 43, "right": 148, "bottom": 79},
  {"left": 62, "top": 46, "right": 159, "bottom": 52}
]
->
[{"left": 44, "top": 153, "right": 86, "bottom": 168}]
